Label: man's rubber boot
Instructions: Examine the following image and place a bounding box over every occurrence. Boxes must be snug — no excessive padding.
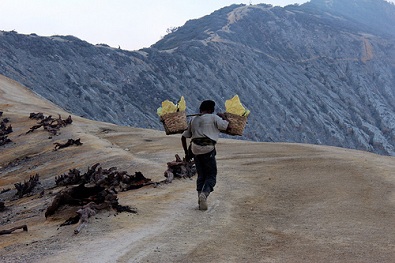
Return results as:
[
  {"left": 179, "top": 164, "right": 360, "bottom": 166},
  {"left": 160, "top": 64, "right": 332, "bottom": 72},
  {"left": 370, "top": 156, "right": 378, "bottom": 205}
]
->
[{"left": 199, "top": 192, "right": 208, "bottom": 210}]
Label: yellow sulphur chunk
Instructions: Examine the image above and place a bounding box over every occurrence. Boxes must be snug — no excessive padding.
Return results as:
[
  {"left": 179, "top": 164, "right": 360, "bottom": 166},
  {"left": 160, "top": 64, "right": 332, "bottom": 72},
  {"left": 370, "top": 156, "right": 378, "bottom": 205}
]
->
[
  {"left": 225, "top": 95, "right": 246, "bottom": 116},
  {"left": 157, "top": 107, "right": 163, "bottom": 116},
  {"left": 161, "top": 100, "right": 177, "bottom": 115},
  {"left": 178, "top": 96, "right": 186, "bottom": 111}
]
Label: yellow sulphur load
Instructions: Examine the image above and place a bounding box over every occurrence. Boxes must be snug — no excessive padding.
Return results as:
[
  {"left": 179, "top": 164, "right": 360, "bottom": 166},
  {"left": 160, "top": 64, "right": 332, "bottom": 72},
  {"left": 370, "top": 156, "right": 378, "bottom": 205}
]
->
[
  {"left": 225, "top": 95, "right": 250, "bottom": 117},
  {"left": 157, "top": 96, "right": 188, "bottom": 135},
  {"left": 177, "top": 96, "right": 186, "bottom": 111},
  {"left": 161, "top": 100, "right": 178, "bottom": 115},
  {"left": 157, "top": 96, "right": 187, "bottom": 116}
]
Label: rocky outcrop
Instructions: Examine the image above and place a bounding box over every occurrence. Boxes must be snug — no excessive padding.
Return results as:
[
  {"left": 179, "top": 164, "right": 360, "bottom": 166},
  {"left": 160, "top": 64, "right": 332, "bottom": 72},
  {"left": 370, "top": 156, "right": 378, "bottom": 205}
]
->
[{"left": 0, "top": 0, "right": 394, "bottom": 155}]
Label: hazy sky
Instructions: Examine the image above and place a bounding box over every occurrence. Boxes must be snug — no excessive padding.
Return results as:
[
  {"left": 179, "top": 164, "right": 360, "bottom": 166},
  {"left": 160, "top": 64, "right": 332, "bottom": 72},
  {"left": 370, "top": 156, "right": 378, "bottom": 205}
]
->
[{"left": 1, "top": 0, "right": 394, "bottom": 51}]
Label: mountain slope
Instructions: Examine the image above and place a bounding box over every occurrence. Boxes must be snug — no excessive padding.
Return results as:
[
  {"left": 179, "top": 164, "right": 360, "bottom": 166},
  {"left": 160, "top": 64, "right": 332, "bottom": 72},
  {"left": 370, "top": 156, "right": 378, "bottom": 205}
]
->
[
  {"left": 304, "top": 0, "right": 395, "bottom": 38},
  {"left": 0, "top": 0, "right": 394, "bottom": 155},
  {"left": 1, "top": 74, "right": 395, "bottom": 262}
]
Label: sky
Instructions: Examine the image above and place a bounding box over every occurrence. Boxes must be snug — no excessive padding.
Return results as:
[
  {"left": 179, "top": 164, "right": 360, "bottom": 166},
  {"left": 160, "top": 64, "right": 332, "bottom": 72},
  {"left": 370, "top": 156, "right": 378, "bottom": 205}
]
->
[{"left": 1, "top": 0, "right": 394, "bottom": 51}]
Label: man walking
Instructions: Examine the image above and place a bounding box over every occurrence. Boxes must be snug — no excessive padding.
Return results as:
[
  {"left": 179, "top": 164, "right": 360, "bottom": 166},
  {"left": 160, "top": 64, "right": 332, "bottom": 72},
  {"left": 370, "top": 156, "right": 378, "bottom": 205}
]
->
[{"left": 181, "top": 100, "right": 229, "bottom": 210}]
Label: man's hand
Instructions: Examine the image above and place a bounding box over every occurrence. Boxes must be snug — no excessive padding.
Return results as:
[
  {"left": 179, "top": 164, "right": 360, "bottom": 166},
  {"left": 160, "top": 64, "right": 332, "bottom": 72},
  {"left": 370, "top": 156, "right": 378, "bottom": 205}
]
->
[
  {"left": 185, "top": 152, "right": 192, "bottom": 162},
  {"left": 184, "top": 146, "right": 194, "bottom": 162},
  {"left": 217, "top": 112, "right": 228, "bottom": 120}
]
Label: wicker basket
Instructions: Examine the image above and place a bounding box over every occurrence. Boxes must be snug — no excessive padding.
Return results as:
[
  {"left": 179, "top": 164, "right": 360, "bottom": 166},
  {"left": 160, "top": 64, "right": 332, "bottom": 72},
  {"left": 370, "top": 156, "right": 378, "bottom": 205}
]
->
[
  {"left": 160, "top": 111, "right": 188, "bottom": 135},
  {"left": 223, "top": 112, "right": 248, "bottom": 136}
]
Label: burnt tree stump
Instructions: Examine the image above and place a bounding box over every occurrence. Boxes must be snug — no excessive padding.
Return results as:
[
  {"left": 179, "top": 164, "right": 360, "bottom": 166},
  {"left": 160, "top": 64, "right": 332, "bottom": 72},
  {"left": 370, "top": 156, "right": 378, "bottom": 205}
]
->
[
  {"left": 0, "top": 115, "right": 13, "bottom": 146},
  {"left": 0, "top": 225, "right": 28, "bottom": 235},
  {"left": 14, "top": 174, "right": 40, "bottom": 198},
  {"left": 54, "top": 138, "right": 83, "bottom": 150},
  {"left": 164, "top": 154, "right": 196, "bottom": 183},
  {"left": 46, "top": 164, "right": 146, "bottom": 233},
  {"left": 27, "top": 113, "right": 72, "bottom": 135}
]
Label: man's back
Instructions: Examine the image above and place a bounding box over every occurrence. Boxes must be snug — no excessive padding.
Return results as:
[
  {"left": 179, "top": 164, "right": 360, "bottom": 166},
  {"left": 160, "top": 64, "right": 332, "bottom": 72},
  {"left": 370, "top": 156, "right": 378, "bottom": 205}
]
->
[{"left": 188, "top": 114, "right": 228, "bottom": 142}]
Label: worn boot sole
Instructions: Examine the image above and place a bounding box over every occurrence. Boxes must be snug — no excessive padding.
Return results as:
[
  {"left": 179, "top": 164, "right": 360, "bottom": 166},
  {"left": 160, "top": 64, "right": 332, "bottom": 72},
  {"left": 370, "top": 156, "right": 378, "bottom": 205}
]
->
[{"left": 199, "top": 193, "right": 208, "bottom": 210}]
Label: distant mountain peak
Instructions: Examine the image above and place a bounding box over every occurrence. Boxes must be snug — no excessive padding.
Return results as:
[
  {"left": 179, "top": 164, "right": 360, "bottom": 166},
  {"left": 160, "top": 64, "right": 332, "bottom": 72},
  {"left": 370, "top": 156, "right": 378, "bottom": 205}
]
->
[{"left": 224, "top": 5, "right": 249, "bottom": 30}]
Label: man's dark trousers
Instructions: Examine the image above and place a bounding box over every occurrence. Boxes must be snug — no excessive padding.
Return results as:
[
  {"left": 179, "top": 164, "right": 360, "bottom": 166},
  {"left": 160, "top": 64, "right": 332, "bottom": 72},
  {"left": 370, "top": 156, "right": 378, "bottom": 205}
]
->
[{"left": 194, "top": 149, "right": 217, "bottom": 195}]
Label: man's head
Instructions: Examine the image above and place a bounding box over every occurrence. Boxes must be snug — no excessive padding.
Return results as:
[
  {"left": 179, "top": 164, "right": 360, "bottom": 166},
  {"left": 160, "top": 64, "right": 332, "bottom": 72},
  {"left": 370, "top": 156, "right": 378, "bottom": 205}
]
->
[{"left": 199, "top": 100, "right": 215, "bottom": 113}]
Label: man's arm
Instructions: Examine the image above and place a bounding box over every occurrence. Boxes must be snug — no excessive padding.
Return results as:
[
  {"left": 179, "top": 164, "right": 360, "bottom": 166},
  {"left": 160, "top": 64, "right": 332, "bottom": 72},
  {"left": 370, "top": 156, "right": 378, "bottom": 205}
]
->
[
  {"left": 216, "top": 113, "right": 230, "bottom": 132},
  {"left": 181, "top": 135, "right": 193, "bottom": 162},
  {"left": 217, "top": 113, "right": 227, "bottom": 120},
  {"left": 181, "top": 135, "right": 188, "bottom": 156}
]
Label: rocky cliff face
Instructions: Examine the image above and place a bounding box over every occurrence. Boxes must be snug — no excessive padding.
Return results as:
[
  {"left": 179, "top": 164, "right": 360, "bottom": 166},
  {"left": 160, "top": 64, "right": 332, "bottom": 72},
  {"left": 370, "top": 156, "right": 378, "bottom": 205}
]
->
[{"left": 0, "top": 0, "right": 394, "bottom": 155}]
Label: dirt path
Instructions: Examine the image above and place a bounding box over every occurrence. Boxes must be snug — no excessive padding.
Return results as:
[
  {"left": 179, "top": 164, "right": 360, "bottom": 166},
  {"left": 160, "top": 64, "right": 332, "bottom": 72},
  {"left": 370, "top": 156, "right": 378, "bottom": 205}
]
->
[{"left": 35, "top": 142, "right": 395, "bottom": 263}]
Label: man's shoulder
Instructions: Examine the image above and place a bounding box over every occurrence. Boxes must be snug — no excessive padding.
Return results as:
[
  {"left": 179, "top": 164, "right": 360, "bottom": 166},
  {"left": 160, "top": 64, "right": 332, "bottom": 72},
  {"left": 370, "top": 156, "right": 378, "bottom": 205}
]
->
[{"left": 202, "top": 113, "right": 218, "bottom": 119}]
